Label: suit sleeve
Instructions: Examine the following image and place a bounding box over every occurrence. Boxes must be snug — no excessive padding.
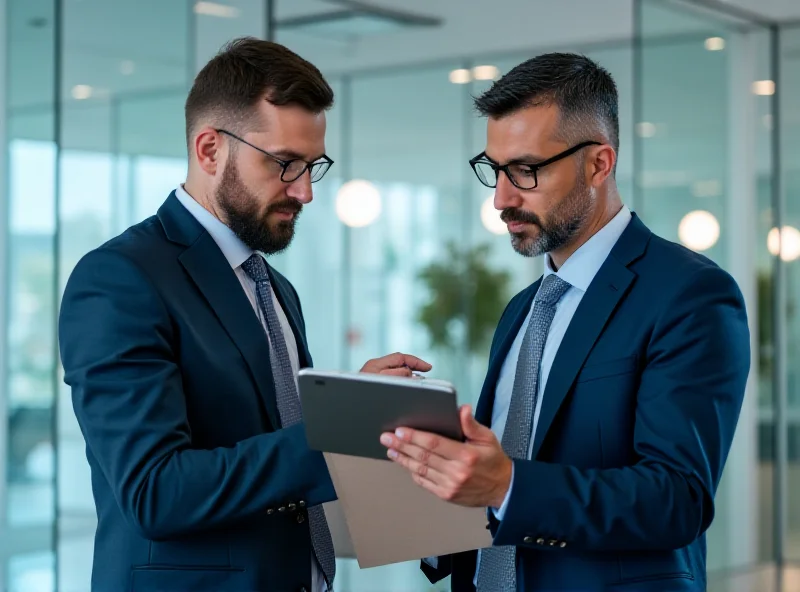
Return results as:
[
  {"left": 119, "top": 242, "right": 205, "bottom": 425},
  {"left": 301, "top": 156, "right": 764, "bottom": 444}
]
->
[
  {"left": 58, "top": 248, "right": 336, "bottom": 541},
  {"left": 491, "top": 265, "right": 750, "bottom": 551}
]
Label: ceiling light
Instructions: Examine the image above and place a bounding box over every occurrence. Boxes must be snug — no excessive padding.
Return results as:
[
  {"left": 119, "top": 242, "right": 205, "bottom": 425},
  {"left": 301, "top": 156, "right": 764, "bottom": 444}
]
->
[
  {"left": 336, "top": 180, "right": 381, "bottom": 228},
  {"left": 752, "top": 80, "right": 775, "bottom": 96},
  {"left": 71, "top": 85, "right": 92, "bottom": 100},
  {"left": 449, "top": 69, "right": 471, "bottom": 84},
  {"left": 678, "top": 210, "right": 720, "bottom": 252},
  {"left": 635, "top": 122, "right": 657, "bottom": 138},
  {"left": 481, "top": 195, "right": 506, "bottom": 235},
  {"left": 472, "top": 65, "right": 500, "bottom": 81},
  {"left": 767, "top": 226, "right": 800, "bottom": 262},
  {"left": 704, "top": 37, "right": 725, "bottom": 51},
  {"left": 194, "top": 1, "right": 240, "bottom": 18},
  {"left": 120, "top": 60, "right": 135, "bottom": 75}
]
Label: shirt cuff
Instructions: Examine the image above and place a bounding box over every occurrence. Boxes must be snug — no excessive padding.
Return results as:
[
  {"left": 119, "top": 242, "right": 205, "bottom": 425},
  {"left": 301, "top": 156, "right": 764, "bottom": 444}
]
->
[
  {"left": 491, "top": 462, "right": 514, "bottom": 521},
  {"left": 423, "top": 556, "right": 438, "bottom": 569}
]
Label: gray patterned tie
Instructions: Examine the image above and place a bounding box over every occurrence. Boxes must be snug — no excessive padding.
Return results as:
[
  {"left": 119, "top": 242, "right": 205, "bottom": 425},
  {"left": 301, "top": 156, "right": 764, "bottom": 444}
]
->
[
  {"left": 242, "top": 254, "right": 336, "bottom": 590},
  {"left": 476, "top": 273, "right": 571, "bottom": 592}
]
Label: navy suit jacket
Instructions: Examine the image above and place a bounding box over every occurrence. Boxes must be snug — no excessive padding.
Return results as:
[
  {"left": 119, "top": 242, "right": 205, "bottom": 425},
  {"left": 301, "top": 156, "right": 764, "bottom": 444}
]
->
[
  {"left": 58, "top": 193, "right": 335, "bottom": 592},
  {"left": 422, "top": 214, "right": 750, "bottom": 591}
]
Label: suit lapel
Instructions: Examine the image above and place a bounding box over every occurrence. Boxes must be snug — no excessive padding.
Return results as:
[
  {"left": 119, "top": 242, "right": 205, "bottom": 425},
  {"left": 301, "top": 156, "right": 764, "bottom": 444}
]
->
[
  {"left": 475, "top": 281, "right": 540, "bottom": 426},
  {"left": 158, "top": 193, "right": 283, "bottom": 429},
  {"left": 179, "top": 234, "right": 281, "bottom": 429},
  {"left": 529, "top": 213, "right": 651, "bottom": 458},
  {"left": 529, "top": 262, "right": 634, "bottom": 458}
]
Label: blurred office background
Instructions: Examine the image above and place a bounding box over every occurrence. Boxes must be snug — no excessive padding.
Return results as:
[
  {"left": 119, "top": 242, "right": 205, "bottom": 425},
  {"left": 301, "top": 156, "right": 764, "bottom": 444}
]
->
[{"left": 1, "top": 0, "right": 799, "bottom": 590}]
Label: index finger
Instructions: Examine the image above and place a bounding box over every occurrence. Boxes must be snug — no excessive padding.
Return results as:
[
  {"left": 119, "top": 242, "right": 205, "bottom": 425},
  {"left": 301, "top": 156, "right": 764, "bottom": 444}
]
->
[
  {"left": 389, "top": 426, "right": 461, "bottom": 460},
  {"left": 396, "top": 354, "right": 432, "bottom": 372}
]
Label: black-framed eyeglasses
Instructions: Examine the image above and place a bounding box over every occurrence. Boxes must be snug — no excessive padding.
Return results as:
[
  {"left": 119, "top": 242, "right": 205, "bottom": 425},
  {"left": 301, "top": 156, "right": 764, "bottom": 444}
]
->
[
  {"left": 469, "top": 141, "right": 601, "bottom": 190},
  {"left": 216, "top": 129, "right": 334, "bottom": 183}
]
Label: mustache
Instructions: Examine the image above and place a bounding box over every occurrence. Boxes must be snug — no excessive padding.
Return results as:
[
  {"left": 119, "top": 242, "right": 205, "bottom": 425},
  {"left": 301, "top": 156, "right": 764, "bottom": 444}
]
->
[
  {"left": 500, "top": 207, "right": 541, "bottom": 226},
  {"left": 266, "top": 199, "right": 303, "bottom": 216}
]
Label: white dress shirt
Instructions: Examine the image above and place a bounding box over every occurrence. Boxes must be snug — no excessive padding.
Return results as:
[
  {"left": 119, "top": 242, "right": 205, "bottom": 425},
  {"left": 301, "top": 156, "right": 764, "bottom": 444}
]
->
[
  {"left": 175, "top": 185, "right": 328, "bottom": 592},
  {"left": 470, "top": 205, "right": 632, "bottom": 585}
]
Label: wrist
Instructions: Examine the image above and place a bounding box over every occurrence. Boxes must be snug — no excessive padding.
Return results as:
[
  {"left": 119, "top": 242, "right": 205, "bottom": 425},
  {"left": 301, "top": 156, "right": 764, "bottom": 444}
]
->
[{"left": 490, "top": 456, "right": 513, "bottom": 509}]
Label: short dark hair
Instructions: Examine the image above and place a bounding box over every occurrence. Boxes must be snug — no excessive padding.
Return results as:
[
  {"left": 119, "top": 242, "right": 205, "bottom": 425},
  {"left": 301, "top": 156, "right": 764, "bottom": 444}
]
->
[
  {"left": 185, "top": 37, "right": 334, "bottom": 150},
  {"left": 474, "top": 53, "right": 619, "bottom": 155}
]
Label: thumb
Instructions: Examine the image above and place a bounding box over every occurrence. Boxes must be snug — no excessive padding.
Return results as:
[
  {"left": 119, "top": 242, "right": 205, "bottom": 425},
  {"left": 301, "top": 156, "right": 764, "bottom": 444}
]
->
[{"left": 460, "top": 405, "right": 491, "bottom": 442}]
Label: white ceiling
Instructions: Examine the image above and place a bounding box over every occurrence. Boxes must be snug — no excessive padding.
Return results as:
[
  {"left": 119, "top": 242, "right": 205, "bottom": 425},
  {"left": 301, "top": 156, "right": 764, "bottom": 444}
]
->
[{"left": 720, "top": 0, "right": 800, "bottom": 20}]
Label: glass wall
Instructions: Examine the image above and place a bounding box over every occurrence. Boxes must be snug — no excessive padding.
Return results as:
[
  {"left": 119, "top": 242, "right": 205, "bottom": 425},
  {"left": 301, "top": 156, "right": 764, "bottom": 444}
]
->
[
  {"left": 2, "top": 1, "right": 799, "bottom": 591},
  {"left": 637, "top": 1, "right": 773, "bottom": 581},
  {"left": 3, "top": 0, "right": 58, "bottom": 589},
  {"left": 780, "top": 23, "right": 800, "bottom": 565}
]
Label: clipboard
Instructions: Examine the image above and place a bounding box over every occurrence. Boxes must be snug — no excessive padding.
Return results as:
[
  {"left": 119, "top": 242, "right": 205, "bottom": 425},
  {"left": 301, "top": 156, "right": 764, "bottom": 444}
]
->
[{"left": 298, "top": 369, "right": 493, "bottom": 568}]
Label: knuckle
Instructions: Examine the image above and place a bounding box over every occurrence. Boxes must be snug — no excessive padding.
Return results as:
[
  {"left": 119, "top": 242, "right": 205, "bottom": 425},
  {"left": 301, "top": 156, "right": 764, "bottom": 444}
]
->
[
  {"left": 463, "top": 452, "right": 478, "bottom": 467},
  {"left": 416, "top": 463, "right": 428, "bottom": 477},
  {"left": 417, "top": 449, "right": 430, "bottom": 464}
]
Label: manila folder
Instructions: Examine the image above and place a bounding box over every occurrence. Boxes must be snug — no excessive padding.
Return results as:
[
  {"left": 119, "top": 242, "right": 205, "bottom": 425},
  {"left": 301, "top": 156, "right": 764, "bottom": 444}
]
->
[{"left": 323, "top": 451, "right": 494, "bottom": 569}]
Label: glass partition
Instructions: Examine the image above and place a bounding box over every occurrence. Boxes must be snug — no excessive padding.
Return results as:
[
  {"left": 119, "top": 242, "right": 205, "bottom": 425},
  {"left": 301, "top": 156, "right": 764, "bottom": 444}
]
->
[
  {"left": 3, "top": 0, "right": 58, "bottom": 589},
  {"left": 636, "top": 0, "right": 775, "bottom": 581}
]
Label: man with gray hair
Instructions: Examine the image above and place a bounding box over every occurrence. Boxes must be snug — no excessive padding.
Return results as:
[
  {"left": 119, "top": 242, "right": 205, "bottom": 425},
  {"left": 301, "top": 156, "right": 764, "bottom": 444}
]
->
[{"left": 381, "top": 53, "right": 749, "bottom": 591}]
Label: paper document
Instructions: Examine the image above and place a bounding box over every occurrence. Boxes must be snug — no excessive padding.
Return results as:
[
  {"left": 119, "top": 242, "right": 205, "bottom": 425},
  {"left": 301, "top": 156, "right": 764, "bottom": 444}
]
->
[
  {"left": 322, "top": 500, "right": 355, "bottom": 559},
  {"left": 324, "top": 452, "right": 494, "bottom": 568}
]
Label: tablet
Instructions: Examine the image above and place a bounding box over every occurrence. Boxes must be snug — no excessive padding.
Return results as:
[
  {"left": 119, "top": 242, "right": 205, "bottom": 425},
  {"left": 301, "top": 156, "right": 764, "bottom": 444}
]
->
[{"left": 298, "top": 369, "right": 463, "bottom": 461}]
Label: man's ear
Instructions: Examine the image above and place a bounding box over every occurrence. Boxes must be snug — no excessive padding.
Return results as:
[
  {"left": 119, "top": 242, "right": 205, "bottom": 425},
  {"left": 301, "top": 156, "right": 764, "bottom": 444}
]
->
[
  {"left": 589, "top": 144, "right": 616, "bottom": 187},
  {"left": 193, "top": 127, "right": 223, "bottom": 176}
]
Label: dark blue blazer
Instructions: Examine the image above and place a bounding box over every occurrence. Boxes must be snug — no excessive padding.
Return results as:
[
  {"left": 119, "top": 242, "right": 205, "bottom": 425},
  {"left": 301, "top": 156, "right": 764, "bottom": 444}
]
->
[
  {"left": 422, "top": 214, "right": 750, "bottom": 591},
  {"left": 58, "top": 192, "right": 335, "bottom": 592}
]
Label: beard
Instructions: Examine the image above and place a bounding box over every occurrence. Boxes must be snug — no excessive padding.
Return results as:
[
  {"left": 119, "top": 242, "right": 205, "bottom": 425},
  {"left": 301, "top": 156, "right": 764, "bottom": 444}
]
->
[
  {"left": 500, "top": 175, "right": 592, "bottom": 258},
  {"left": 216, "top": 155, "right": 302, "bottom": 255}
]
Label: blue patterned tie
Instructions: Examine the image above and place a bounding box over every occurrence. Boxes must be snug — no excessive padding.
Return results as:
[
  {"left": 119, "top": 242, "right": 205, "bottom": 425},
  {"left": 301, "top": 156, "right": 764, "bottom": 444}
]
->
[
  {"left": 476, "top": 274, "right": 571, "bottom": 592},
  {"left": 242, "top": 254, "right": 336, "bottom": 589}
]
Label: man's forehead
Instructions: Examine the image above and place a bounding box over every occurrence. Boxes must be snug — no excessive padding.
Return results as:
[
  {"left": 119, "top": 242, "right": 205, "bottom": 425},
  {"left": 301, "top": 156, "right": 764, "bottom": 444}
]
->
[{"left": 485, "top": 104, "right": 561, "bottom": 158}]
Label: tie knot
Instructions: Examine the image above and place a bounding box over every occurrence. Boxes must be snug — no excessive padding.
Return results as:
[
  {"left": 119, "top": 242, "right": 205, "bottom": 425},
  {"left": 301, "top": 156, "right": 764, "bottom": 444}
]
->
[
  {"left": 536, "top": 274, "right": 571, "bottom": 306},
  {"left": 241, "top": 253, "right": 269, "bottom": 283}
]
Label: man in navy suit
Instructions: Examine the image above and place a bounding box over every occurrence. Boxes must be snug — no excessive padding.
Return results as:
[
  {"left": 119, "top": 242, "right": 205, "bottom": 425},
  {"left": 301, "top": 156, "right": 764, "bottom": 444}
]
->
[
  {"left": 58, "top": 38, "right": 429, "bottom": 592},
  {"left": 381, "top": 53, "right": 749, "bottom": 591}
]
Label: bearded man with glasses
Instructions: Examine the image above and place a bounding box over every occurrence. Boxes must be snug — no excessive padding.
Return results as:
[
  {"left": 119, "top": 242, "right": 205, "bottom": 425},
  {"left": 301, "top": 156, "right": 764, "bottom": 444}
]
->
[{"left": 58, "top": 37, "right": 430, "bottom": 592}]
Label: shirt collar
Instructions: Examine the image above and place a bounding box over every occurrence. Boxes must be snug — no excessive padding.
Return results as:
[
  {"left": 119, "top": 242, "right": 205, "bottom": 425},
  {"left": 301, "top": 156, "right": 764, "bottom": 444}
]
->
[
  {"left": 174, "top": 184, "right": 253, "bottom": 269},
  {"left": 543, "top": 205, "right": 632, "bottom": 292}
]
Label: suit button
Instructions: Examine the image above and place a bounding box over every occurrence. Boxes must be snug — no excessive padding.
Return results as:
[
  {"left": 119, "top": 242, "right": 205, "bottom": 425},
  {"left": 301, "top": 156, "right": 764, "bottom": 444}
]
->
[
  {"left": 288, "top": 503, "right": 297, "bottom": 512},
  {"left": 278, "top": 506, "right": 286, "bottom": 513},
  {"left": 297, "top": 513, "right": 306, "bottom": 524},
  {"left": 523, "top": 536, "right": 533, "bottom": 544},
  {"left": 560, "top": 541, "right": 567, "bottom": 548},
  {"left": 299, "top": 500, "right": 306, "bottom": 507},
  {"left": 536, "top": 538, "right": 545, "bottom": 545}
]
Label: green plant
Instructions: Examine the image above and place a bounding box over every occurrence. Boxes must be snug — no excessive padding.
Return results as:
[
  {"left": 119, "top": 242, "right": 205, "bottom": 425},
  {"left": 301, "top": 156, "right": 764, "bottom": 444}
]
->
[{"left": 417, "top": 242, "right": 511, "bottom": 355}]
